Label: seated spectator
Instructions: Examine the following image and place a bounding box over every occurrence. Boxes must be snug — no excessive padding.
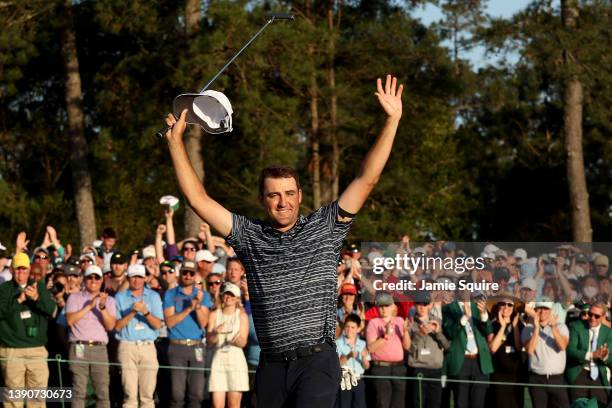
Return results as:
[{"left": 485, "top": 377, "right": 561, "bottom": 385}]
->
[
  {"left": 487, "top": 293, "right": 525, "bottom": 408},
  {"left": 567, "top": 302, "right": 611, "bottom": 405},
  {"left": 65, "top": 265, "right": 117, "bottom": 408},
  {"left": 207, "top": 282, "right": 249, "bottom": 408},
  {"left": 336, "top": 314, "right": 369, "bottom": 408},
  {"left": 406, "top": 294, "right": 449, "bottom": 408},
  {"left": 114, "top": 264, "right": 164, "bottom": 408},
  {"left": 366, "top": 291, "right": 410, "bottom": 408},
  {"left": 521, "top": 298, "right": 569, "bottom": 408},
  {"left": 0, "top": 253, "right": 55, "bottom": 408}
]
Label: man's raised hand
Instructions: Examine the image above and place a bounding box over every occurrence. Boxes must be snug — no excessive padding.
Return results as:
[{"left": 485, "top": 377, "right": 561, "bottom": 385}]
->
[
  {"left": 375, "top": 75, "right": 403, "bottom": 120},
  {"left": 165, "top": 109, "right": 188, "bottom": 143}
]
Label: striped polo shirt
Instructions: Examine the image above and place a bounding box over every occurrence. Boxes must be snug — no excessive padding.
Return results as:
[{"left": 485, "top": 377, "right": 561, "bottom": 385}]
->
[{"left": 226, "top": 201, "right": 353, "bottom": 353}]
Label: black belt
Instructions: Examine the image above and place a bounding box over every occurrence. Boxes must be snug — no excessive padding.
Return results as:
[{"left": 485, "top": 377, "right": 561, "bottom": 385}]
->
[
  {"left": 73, "top": 340, "right": 106, "bottom": 346},
  {"left": 263, "top": 341, "right": 331, "bottom": 362}
]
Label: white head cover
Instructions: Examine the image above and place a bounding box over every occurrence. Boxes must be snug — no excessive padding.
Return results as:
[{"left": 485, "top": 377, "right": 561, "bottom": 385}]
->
[{"left": 173, "top": 90, "right": 233, "bottom": 134}]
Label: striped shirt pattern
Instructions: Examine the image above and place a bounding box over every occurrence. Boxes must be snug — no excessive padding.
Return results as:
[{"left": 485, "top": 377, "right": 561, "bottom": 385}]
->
[{"left": 226, "top": 201, "right": 353, "bottom": 353}]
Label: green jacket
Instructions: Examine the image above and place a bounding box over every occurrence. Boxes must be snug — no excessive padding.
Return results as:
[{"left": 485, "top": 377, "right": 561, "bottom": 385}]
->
[
  {"left": 567, "top": 320, "right": 612, "bottom": 387},
  {"left": 0, "top": 279, "right": 56, "bottom": 348},
  {"left": 442, "top": 301, "right": 494, "bottom": 376}
]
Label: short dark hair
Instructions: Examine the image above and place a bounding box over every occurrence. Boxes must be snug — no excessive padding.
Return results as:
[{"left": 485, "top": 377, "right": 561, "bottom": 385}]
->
[
  {"left": 344, "top": 314, "right": 362, "bottom": 327},
  {"left": 102, "top": 227, "right": 117, "bottom": 239},
  {"left": 258, "top": 166, "right": 301, "bottom": 197},
  {"left": 226, "top": 257, "right": 244, "bottom": 269}
]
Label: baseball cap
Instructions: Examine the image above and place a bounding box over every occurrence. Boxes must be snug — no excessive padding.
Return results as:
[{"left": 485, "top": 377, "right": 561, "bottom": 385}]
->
[
  {"left": 535, "top": 297, "right": 553, "bottom": 309},
  {"left": 174, "top": 90, "right": 233, "bottom": 134},
  {"left": 181, "top": 261, "right": 197, "bottom": 274},
  {"left": 495, "top": 249, "right": 508, "bottom": 259},
  {"left": 12, "top": 253, "right": 30, "bottom": 269},
  {"left": 521, "top": 278, "right": 537, "bottom": 291},
  {"left": 142, "top": 245, "right": 156, "bottom": 260},
  {"left": 33, "top": 246, "right": 50, "bottom": 256},
  {"left": 127, "top": 264, "right": 146, "bottom": 278},
  {"left": 211, "top": 263, "right": 226, "bottom": 275},
  {"left": 110, "top": 252, "right": 126, "bottom": 264},
  {"left": 221, "top": 282, "right": 241, "bottom": 297},
  {"left": 483, "top": 244, "right": 500, "bottom": 254},
  {"left": 513, "top": 248, "right": 527, "bottom": 262},
  {"left": 80, "top": 253, "right": 96, "bottom": 263},
  {"left": 340, "top": 283, "right": 357, "bottom": 296},
  {"left": 375, "top": 291, "right": 394, "bottom": 306},
  {"left": 195, "top": 249, "right": 218, "bottom": 263},
  {"left": 84, "top": 265, "right": 103, "bottom": 277},
  {"left": 64, "top": 264, "right": 80, "bottom": 276}
]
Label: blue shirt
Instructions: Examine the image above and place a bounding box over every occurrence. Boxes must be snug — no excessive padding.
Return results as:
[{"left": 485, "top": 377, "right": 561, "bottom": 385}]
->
[
  {"left": 115, "top": 287, "right": 163, "bottom": 342},
  {"left": 336, "top": 335, "right": 368, "bottom": 377},
  {"left": 163, "top": 285, "right": 212, "bottom": 340}
]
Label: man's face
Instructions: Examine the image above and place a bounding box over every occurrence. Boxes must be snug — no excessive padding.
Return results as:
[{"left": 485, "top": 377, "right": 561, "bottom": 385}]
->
[
  {"left": 111, "top": 262, "right": 127, "bottom": 277},
  {"left": 197, "top": 260, "right": 213, "bottom": 274},
  {"left": 207, "top": 276, "right": 222, "bottom": 295},
  {"left": 13, "top": 266, "right": 30, "bottom": 285},
  {"left": 415, "top": 302, "right": 431, "bottom": 318},
  {"left": 588, "top": 305, "right": 604, "bottom": 328},
  {"left": 536, "top": 307, "right": 551, "bottom": 324},
  {"left": 84, "top": 274, "right": 102, "bottom": 294},
  {"left": 260, "top": 177, "right": 302, "bottom": 232},
  {"left": 596, "top": 264, "right": 609, "bottom": 278},
  {"left": 180, "top": 269, "right": 196, "bottom": 287},
  {"left": 33, "top": 251, "right": 50, "bottom": 269},
  {"left": 226, "top": 261, "right": 244, "bottom": 284},
  {"left": 160, "top": 266, "right": 177, "bottom": 285},
  {"left": 102, "top": 237, "right": 116, "bottom": 250},
  {"left": 378, "top": 304, "right": 393, "bottom": 318},
  {"left": 66, "top": 274, "right": 82, "bottom": 290},
  {"left": 521, "top": 287, "right": 536, "bottom": 301},
  {"left": 128, "top": 275, "right": 145, "bottom": 291}
]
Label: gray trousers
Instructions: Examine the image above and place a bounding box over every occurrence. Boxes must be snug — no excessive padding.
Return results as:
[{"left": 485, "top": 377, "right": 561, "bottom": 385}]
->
[
  {"left": 167, "top": 343, "right": 206, "bottom": 408},
  {"left": 68, "top": 343, "right": 110, "bottom": 408}
]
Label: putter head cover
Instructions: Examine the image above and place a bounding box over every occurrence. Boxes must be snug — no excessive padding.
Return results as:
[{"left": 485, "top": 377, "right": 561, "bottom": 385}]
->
[{"left": 173, "top": 90, "right": 233, "bottom": 134}]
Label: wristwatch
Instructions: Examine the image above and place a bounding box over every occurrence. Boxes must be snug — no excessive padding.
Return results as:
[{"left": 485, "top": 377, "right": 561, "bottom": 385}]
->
[
  {"left": 143, "top": 311, "right": 150, "bottom": 317},
  {"left": 99, "top": 305, "right": 106, "bottom": 310}
]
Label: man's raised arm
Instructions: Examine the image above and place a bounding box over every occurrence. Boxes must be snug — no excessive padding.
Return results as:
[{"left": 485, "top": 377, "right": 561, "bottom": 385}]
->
[
  {"left": 165, "top": 110, "right": 232, "bottom": 237},
  {"left": 338, "top": 75, "right": 403, "bottom": 218}
]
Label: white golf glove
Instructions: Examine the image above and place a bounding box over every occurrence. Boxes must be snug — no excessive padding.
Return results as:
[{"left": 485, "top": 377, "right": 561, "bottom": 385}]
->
[{"left": 340, "top": 367, "right": 359, "bottom": 390}]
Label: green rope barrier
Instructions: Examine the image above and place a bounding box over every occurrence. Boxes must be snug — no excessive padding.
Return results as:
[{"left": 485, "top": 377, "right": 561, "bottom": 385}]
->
[
  {"left": 416, "top": 373, "right": 423, "bottom": 408},
  {"left": 54, "top": 354, "right": 65, "bottom": 408}
]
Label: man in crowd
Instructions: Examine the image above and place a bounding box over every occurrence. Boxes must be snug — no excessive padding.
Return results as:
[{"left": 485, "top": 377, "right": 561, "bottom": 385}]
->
[
  {"left": 105, "top": 252, "right": 128, "bottom": 296},
  {"left": 195, "top": 249, "right": 217, "bottom": 280},
  {"left": 32, "top": 247, "right": 52, "bottom": 275},
  {"left": 164, "top": 74, "right": 403, "bottom": 407},
  {"left": 115, "top": 264, "right": 164, "bottom": 408},
  {"left": 0, "top": 253, "right": 55, "bottom": 408},
  {"left": 98, "top": 227, "right": 119, "bottom": 271},
  {"left": 522, "top": 298, "right": 569, "bottom": 408},
  {"left": 163, "top": 260, "right": 211, "bottom": 408},
  {"left": 442, "top": 282, "right": 494, "bottom": 408},
  {"left": 366, "top": 291, "right": 411, "bottom": 408},
  {"left": 65, "top": 265, "right": 117, "bottom": 408},
  {"left": 594, "top": 255, "right": 609, "bottom": 279},
  {"left": 566, "top": 302, "right": 611, "bottom": 405}
]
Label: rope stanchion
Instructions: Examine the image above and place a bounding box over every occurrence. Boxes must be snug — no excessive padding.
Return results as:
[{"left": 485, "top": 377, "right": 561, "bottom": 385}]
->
[
  {"left": 416, "top": 372, "right": 423, "bottom": 408},
  {"left": 54, "top": 354, "right": 65, "bottom": 408}
]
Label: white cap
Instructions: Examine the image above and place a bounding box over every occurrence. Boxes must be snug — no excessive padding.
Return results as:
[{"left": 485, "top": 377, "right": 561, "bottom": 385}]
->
[
  {"left": 211, "top": 263, "right": 226, "bottom": 275},
  {"left": 80, "top": 253, "right": 96, "bottom": 263},
  {"left": 0, "top": 241, "right": 7, "bottom": 251},
  {"left": 84, "top": 265, "right": 103, "bottom": 277},
  {"left": 174, "top": 90, "right": 233, "bottom": 134},
  {"left": 513, "top": 248, "right": 527, "bottom": 262},
  {"left": 221, "top": 282, "right": 241, "bottom": 297},
  {"left": 483, "top": 244, "right": 500, "bottom": 254},
  {"left": 142, "top": 245, "right": 156, "bottom": 260},
  {"left": 127, "top": 264, "right": 146, "bottom": 278},
  {"left": 195, "top": 249, "right": 218, "bottom": 263},
  {"left": 521, "top": 278, "right": 537, "bottom": 291}
]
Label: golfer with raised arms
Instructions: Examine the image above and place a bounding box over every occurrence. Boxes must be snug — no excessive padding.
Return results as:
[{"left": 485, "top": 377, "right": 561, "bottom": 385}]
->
[{"left": 164, "top": 74, "right": 403, "bottom": 408}]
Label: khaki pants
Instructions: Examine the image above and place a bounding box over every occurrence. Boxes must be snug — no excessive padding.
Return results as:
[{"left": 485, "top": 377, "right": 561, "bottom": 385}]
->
[
  {"left": 118, "top": 342, "right": 159, "bottom": 408},
  {"left": 0, "top": 346, "right": 49, "bottom": 408}
]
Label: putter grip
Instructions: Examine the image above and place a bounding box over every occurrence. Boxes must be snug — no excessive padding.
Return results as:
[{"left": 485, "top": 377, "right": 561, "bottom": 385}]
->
[{"left": 156, "top": 124, "right": 171, "bottom": 139}]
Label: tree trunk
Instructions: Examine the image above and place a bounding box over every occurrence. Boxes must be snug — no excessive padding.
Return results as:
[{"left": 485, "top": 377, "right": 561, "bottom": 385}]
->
[
  {"left": 562, "top": 0, "right": 592, "bottom": 242},
  {"left": 184, "top": 0, "right": 204, "bottom": 238},
  {"left": 327, "top": 2, "right": 340, "bottom": 201},
  {"left": 61, "top": 0, "right": 96, "bottom": 247},
  {"left": 309, "top": 66, "right": 321, "bottom": 209}
]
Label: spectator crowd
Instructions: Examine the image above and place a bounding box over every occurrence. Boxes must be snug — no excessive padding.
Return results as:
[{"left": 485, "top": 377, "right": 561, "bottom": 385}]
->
[{"left": 0, "top": 214, "right": 611, "bottom": 408}]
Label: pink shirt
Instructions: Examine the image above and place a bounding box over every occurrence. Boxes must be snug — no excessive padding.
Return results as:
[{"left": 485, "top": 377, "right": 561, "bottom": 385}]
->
[
  {"left": 65, "top": 291, "right": 116, "bottom": 344},
  {"left": 366, "top": 316, "right": 405, "bottom": 362}
]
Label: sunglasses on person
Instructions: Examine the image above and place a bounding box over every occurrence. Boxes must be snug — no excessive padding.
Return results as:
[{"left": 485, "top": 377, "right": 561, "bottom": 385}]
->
[
  {"left": 85, "top": 275, "right": 102, "bottom": 281},
  {"left": 208, "top": 280, "right": 222, "bottom": 286},
  {"left": 181, "top": 270, "right": 196, "bottom": 277},
  {"left": 588, "top": 312, "right": 602, "bottom": 319},
  {"left": 183, "top": 247, "right": 196, "bottom": 252},
  {"left": 34, "top": 255, "right": 49, "bottom": 260},
  {"left": 498, "top": 302, "right": 514, "bottom": 307},
  {"left": 161, "top": 269, "right": 174, "bottom": 275},
  {"left": 81, "top": 259, "right": 93, "bottom": 264}
]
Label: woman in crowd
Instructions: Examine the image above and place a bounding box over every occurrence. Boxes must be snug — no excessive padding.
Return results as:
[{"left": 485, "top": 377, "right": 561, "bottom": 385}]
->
[
  {"left": 206, "top": 282, "right": 249, "bottom": 408},
  {"left": 487, "top": 293, "right": 525, "bottom": 408},
  {"left": 337, "top": 282, "right": 365, "bottom": 335}
]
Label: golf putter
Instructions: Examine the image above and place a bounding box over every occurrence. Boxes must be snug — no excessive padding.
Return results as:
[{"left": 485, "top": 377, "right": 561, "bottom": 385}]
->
[{"left": 156, "top": 12, "right": 294, "bottom": 139}]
